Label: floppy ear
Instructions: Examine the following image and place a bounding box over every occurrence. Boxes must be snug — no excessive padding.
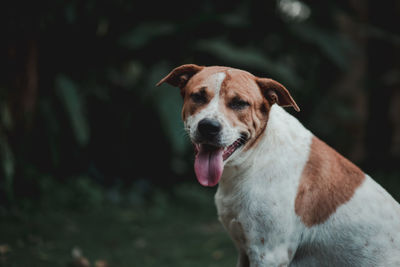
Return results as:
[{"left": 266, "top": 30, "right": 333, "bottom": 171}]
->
[
  {"left": 156, "top": 64, "right": 204, "bottom": 90},
  {"left": 256, "top": 78, "right": 300, "bottom": 112}
]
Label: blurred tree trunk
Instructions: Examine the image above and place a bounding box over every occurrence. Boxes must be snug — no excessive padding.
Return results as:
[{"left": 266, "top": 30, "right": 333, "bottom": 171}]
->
[
  {"left": 365, "top": 0, "right": 400, "bottom": 171},
  {"left": 333, "top": 0, "right": 368, "bottom": 163},
  {"left": 0, "top": 37, "right": 38, "bottom": 204},
  {"left": 7, "top": 38, "right": 39, "bottom": 132}
]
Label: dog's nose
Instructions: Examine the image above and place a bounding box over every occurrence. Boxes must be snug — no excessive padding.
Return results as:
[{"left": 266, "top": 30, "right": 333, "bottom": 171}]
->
[{"left": 198, "top": 118, "right": 222, "bottom": 140}]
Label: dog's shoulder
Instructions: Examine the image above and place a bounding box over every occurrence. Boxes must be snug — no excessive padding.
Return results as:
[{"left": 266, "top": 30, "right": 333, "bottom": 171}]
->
[{"left": 294, "top": 136, "right": 366, "bottom": 227}]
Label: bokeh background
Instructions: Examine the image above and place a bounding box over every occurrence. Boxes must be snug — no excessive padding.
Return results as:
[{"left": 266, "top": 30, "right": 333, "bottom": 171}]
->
[{"left": 0, "top": 0, "right": 399, "bottom": 266}]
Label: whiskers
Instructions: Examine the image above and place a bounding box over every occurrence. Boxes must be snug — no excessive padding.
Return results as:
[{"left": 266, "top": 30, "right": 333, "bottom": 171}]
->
[
  {"left": 219, "top": 133, "right": 241, "bottom": 146},
  {"left": 220, "top": 132, "right": 249, "bottom": 147},
  {"left": 179, "top": 127, "right": 192, "bottom": 141}
]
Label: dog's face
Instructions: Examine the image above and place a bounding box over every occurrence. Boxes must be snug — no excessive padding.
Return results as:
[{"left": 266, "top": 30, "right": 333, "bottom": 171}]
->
[{"left": 157, "top": 64, "right": 299, "bottom": 186}]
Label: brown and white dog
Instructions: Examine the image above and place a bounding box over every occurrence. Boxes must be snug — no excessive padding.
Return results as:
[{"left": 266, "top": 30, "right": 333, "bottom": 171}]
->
[{"left": 157, "top": 64, "right": 400, "bottom": 267}]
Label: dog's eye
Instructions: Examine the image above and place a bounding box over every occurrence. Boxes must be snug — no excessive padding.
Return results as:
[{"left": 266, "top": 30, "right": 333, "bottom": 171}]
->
[
  {"left": 190, "top": 92, "right": 207, "bottom": 104},
  {"left": 228, "top": 98, "right": 250, "bottom": 110}
]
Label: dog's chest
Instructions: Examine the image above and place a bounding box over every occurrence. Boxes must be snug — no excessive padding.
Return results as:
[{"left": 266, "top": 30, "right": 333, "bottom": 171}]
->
[
  {"left": 214, "top": 173, "right": 298, "bottom": 247},
  {"left": 214, "top": 186, "right": 240, "bottom": 228},
  {"left": 215, "top": 186, "right": 249, "bottom": 247}
]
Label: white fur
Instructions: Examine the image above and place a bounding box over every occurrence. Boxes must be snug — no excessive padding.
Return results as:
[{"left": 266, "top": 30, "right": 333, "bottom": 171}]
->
[{"left": 210, "top": 105, "right": 400, "bottom": 267}]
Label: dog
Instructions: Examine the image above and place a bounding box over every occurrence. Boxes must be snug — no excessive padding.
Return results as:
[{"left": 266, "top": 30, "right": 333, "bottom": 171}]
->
[{"left": 157, "top": 64, "right": 400, "bottom": 267}]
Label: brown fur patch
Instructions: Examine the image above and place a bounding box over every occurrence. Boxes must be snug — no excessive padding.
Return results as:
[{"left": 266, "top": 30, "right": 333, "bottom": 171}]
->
[
  {"left": 295, "top": 137, "right": 365, "bottom": 227},
  {"left": 181, "top": 66, "right": 228, "bottom": 120},
  {"left": 156, "top": 64, "right": 204, "bottom": 93},
  {"left": 218, "top": 69, "right": 269, "bottom": 150}
]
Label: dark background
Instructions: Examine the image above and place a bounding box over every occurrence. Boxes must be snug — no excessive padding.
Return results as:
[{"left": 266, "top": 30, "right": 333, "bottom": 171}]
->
[{"left": 0, "top": 0, "right": 399, "bottom": 266}]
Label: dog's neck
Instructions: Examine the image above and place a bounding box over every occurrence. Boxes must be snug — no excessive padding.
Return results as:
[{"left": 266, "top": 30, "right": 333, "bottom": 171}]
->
[{"left": 220, "top": 105, "right": 312, "bottom": 190}]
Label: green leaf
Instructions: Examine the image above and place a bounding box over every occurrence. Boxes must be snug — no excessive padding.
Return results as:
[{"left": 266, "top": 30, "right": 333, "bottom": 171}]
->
[
  {"left": 196, "top": 39, "right": 301, "bottom": 87},
  {"left": 0, "top": 134, "right": 14, "bottom": 203},
  {"left": 290, "top": 23, "right": 351, "bottom": 69},
  {"left": 55, "top": 75, "right": 90, "bottom": 146},
  {"left": 64, "top": 3, "right": 77, "bottom": 24},
  {"left": 119, "top": 22, "right": 175, "bottom": 49},
  {"left": 1, "top": 102, "right": 13, "bottom": 131}
]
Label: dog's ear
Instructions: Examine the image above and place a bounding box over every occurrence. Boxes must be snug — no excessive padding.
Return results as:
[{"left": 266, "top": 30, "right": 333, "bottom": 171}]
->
[
  {"left": 156, "top": 64, "right": 204, "bottom": 90},
  {"left": 256, "top": 78, "right": 300, "bottom": 112}
]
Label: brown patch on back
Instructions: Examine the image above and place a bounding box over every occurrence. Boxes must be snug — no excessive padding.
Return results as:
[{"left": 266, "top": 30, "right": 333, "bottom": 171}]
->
[{"left": 295, "top": 137, "right": 365, "bottom": 227}]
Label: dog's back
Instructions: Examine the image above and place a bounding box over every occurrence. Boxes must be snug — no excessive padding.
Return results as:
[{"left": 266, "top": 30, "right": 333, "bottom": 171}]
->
[{"left": 293, "top": 176, "right": 400, "bottom": 266}]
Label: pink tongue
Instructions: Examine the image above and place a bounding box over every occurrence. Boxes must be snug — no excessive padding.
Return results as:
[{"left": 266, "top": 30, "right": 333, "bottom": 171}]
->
[{"left": 194, "top": 146, "right": 224, "bottom": 187}]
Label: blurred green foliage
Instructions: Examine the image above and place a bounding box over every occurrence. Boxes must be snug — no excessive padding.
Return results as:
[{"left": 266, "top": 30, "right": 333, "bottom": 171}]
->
[
  {"left": 0, "top": 0, "right": 399, "bottom": 265},
  {"left": 0, "top": 0, "right": 361, "bottom": 203},
  {"left": 0, "top": 184, "right": 236, "bottom": 267}
]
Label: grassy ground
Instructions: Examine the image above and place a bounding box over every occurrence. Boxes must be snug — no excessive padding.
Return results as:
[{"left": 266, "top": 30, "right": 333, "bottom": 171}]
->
[
  {"left": 1, "top": 172, "right": 399, "bottom": 267},
  {"left": 0, "top": 183, "right": 237, "bottom": 267}
]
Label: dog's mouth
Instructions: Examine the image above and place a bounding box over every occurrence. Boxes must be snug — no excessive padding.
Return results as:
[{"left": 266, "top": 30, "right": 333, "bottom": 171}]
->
[
  {"left": 193, "top": 136, "right": 247, "bottom": 161},
  {"left": 193, "top": 135, "right": 248, "bottom": 187}
]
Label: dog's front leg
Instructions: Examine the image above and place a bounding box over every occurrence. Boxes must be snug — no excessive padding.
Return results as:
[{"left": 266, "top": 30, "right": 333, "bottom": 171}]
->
[
  {"left": 243, "top": 225, "right": 297, "bottom": 267},
  {"left": 229, "top": 219, "right": 294, "bottom": 267},
  {"left": 228, "top": 220, "right": 250, "bottom": 267}
]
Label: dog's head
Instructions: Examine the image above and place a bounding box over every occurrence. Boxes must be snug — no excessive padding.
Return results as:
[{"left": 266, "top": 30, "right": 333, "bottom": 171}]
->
[{"left": 157, "top": 64, "right": 299, "bottom": 186}]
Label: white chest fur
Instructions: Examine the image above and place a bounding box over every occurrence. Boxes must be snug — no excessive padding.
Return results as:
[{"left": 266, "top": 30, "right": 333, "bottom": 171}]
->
[{"left": 215, "top": 106, "right": 313, "bottom": 265}]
